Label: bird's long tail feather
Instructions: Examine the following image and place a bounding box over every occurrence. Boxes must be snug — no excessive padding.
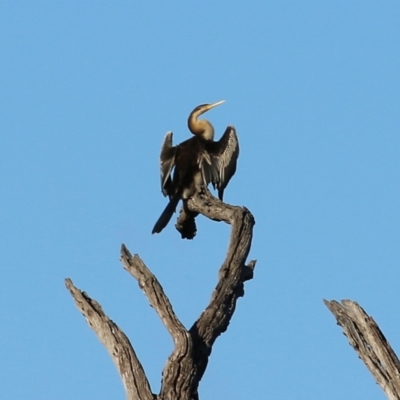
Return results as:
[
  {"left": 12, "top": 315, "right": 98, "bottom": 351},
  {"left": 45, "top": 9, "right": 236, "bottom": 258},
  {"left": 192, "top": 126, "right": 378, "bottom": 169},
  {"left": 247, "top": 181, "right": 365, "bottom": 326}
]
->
[{"left": 152, "top": 196, "right": 180, "bottom": 234}]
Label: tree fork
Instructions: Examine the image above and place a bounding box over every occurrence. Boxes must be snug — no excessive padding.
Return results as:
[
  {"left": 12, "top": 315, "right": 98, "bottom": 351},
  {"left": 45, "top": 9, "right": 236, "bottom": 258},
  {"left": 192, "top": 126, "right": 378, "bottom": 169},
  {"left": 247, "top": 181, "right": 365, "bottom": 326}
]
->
[{"left": 66, "top": 188, "right": 256, "bottom": 400}]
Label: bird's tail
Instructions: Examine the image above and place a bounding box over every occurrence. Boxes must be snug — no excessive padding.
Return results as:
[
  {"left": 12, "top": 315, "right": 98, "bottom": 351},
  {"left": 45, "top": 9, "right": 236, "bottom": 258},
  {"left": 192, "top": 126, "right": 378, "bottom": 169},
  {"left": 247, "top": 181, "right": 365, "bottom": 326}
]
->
[{"left": 152, "top": 196, "right": 180, "bottom": 234}]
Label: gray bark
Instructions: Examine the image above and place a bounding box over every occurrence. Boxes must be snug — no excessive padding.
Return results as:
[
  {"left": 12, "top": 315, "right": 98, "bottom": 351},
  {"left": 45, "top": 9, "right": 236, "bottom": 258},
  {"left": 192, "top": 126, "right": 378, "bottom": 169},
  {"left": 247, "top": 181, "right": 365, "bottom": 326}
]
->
[
  {"left": 65, "top": 278, "right": 153, "bottom": 400},
  {"left": 66, "top": 188, "right": 256, "bottom": 400},
  {"left": 325, "top": 299, "right": 400, "bottom": 400}
]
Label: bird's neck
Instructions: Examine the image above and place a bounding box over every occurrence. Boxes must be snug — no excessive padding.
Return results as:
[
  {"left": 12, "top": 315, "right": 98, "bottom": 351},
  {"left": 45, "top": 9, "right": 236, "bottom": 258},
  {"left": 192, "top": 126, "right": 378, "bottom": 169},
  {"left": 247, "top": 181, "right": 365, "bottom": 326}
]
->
[{"left": 188, "top": 117, "right": 215, "bottom": 141}]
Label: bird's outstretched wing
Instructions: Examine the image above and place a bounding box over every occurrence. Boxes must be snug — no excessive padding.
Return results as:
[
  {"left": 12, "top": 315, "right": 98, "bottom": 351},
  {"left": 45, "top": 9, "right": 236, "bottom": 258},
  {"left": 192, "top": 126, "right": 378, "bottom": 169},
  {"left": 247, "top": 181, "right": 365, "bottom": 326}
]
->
[
  {"left": 205, "top": 126, "right": 239, "bottom": 200},
  {"left": 159, "top": 131, "right": 176, "bottom": 197}
]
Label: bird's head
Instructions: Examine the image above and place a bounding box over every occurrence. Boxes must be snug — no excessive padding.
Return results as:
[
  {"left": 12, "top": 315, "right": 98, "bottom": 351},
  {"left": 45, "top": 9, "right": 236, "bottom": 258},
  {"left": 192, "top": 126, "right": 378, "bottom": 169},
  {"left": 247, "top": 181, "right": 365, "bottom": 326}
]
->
[{"left": 188, "top": 100, "right": 225, "bottom": 140}]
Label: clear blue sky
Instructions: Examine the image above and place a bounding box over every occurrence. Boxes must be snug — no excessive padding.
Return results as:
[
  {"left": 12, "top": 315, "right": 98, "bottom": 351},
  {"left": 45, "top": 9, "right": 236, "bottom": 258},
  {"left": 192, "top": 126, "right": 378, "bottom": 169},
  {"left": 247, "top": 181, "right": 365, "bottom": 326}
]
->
[{"left": 1, "top": 2, "right": 399, "bottom": 399}]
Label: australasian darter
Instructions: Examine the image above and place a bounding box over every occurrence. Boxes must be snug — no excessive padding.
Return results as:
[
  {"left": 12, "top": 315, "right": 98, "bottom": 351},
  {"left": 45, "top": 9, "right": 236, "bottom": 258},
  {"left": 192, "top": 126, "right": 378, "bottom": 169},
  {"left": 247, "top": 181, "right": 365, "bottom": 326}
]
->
[{"left": 152, "top": 100, "right": 239, "bottom": 235}]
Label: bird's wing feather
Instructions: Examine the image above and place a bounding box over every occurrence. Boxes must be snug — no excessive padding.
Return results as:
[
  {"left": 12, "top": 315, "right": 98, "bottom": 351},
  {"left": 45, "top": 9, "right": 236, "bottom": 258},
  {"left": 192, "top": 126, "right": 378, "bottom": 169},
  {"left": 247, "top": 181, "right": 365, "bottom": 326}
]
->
[
  {"left": 205, "top": 126, "right": 239, "bottom": 200},
  {"left": 159, "top": 131, "right": 176, "bottom": 197},
  {"left": 197, "top": 149, "right": 216, "bottom": 186}
]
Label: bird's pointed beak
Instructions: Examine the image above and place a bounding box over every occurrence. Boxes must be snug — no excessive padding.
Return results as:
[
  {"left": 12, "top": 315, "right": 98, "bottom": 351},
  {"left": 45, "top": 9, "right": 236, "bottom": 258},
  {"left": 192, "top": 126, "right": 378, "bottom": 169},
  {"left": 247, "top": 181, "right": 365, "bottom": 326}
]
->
[{"left": 206, "top": 100, "right": 225, "bottom": 111}]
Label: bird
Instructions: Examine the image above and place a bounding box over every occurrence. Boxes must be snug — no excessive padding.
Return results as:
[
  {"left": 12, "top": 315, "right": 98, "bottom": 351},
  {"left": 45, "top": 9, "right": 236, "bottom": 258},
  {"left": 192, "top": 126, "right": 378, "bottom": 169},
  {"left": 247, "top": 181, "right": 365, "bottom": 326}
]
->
[{"left": 152, "top": 100, "right": 239, "bottom": 235}]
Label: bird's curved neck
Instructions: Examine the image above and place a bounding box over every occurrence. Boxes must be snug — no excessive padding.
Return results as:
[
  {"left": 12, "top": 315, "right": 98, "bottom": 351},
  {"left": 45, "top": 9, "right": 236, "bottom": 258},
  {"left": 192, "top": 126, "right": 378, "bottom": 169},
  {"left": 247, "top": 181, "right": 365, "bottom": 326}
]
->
[{"left": 188, "top": 113, "right": 215, "bottom": 141}]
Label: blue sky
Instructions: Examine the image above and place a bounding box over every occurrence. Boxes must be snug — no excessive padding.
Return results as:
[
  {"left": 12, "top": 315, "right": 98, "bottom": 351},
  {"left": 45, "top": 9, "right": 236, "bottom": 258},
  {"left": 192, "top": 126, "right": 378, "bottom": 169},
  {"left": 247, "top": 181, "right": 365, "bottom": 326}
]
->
[{"left": 1, "top": 2, "right": 399, "bottom": 399}]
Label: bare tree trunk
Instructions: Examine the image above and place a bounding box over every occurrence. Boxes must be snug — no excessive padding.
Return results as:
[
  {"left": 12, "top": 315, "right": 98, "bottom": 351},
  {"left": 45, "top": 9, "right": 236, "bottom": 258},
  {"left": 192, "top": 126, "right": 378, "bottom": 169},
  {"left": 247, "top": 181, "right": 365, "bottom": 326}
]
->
[
  {"left": 66, "top": 188, "right": 256, "bottom": 400},
  {"left": 325, "top": 299, "right": 400, "bottom": 400}
]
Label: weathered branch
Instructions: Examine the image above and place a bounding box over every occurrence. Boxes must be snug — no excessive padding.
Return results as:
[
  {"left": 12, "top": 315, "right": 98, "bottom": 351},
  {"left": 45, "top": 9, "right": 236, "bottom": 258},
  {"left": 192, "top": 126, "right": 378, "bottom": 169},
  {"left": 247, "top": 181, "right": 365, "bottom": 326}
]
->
[
  {"left": 175, "top": 207, "right": 198, "bottom": 239},
  {"left": 65, "top": 278, "right": 154, "bottom": 400},
  {"left": 187, "top": 188, "right": 256, "bottom": 383},
  {"left": 66, "top": 187, "right": 255, "bottom": 400},
  {"left": 121, "top": 188, "right": 255, "bottom": 399},
  {"left": 160, "top": 188, "right": 256, "bottom": 399},
  {"left": 325, "top": 299, "right": 400, "bottom": 400},
  {"left": 121, "top": 247, "right": 187, "bottom": 340}
]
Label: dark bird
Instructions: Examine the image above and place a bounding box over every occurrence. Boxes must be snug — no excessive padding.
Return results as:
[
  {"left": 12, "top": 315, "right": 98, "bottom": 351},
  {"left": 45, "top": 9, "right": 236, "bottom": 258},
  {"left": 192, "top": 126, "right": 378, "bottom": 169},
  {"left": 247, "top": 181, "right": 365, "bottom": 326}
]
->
[{"left": 152, "top": 100, "right": 239, "bottom": 235}]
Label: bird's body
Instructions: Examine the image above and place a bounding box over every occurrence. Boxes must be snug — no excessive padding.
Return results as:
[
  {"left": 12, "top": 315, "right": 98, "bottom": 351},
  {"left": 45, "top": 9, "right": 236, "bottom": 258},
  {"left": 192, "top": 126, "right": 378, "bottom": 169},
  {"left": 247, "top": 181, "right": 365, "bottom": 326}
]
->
[
  {"left": 152, "top": 101, "right": 239, "bottom": 235},
  {"left": 165, "top": 136, "right": 205, "bottom": 199}
]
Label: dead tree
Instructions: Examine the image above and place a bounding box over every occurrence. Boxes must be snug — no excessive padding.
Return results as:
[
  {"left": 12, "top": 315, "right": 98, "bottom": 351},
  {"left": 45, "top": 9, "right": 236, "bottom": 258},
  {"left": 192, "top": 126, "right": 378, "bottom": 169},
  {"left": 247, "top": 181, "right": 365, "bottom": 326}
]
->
[
  {"left": 66, "top": 188, "right": 256, "bottom": 400},
  {"left": 325, "top": 299, "right": 400, "bottom": 400}
]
